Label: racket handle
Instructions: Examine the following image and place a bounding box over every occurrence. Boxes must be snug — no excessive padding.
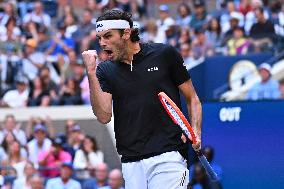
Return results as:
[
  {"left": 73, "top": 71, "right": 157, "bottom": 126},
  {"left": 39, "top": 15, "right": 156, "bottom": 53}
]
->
[{"left": 196, "top": 151, "right": 218, "bottom": 181}]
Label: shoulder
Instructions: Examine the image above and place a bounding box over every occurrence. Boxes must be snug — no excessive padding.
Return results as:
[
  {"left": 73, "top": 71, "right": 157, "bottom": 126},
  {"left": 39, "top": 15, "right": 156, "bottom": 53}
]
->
[
  {"left": 100, "top": 186, "right": 111, "bottom": 189},
  {"left": 70, "top": 178, "right": 81, "bottom": 186},
  {"left": 27, "top": 139, "right": 36, "bottom": 147},
  {"left": 75, "top": 149, "right": 84, "bottom": 156},
  {"left": 46, "top": 177, "right": 60, "bottom": 185},
  {"left": 97, "top": 60, "right": 113, "bottom": 71}
]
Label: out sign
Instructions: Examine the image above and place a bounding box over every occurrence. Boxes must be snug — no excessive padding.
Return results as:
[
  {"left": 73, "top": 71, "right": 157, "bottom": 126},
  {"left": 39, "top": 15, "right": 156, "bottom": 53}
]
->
[{"left": 219, "top": 107, "right": 242, "bottom": 122}]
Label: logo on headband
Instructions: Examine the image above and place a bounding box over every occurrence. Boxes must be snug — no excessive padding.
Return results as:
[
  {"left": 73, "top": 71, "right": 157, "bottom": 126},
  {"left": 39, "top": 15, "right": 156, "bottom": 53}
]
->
[{"left": 96, "top": 23, "right": 103, "bottom": 28}]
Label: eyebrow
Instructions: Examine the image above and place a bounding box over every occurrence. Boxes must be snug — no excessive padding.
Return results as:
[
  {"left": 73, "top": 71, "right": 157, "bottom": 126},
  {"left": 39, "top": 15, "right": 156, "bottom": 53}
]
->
[{"left": 96, "top": 31, "right": 111, "bottom": 39}]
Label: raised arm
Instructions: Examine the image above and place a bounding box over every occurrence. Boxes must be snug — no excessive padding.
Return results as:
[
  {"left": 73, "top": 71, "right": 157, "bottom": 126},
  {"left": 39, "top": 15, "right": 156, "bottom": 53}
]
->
[
  {"left": 179, "top": 79, "right": 202, "bottom": 150},
  {"left": 82, "top": 50, "right": 112, "bottom": 124}
]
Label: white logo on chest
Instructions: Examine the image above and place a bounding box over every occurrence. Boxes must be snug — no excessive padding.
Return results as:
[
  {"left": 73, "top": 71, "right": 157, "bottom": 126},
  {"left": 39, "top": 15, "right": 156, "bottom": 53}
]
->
[{"left": 147, "top": 67, "right": 159, "bottom": 72}]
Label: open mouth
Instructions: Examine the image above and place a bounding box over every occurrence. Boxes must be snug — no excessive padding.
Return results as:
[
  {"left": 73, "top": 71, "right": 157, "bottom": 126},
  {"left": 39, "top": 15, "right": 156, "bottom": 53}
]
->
[{"left": 104, "top": 49, "right": 113, "bottom": 55}]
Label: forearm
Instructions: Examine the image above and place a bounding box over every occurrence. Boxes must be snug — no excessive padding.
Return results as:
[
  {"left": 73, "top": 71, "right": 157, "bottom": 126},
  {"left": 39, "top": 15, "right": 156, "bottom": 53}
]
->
[
  {"left": 187, "top": 94, "right": 202, "bottom": 140},
  {"left": 87, "top": 69, "right": 112, "bottom": 124}
]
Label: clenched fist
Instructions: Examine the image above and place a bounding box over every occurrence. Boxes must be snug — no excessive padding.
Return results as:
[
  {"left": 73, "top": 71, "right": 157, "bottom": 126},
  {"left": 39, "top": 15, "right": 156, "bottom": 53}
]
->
[{"left": 82, "top": 50, "right": 98, "bottom": 73}]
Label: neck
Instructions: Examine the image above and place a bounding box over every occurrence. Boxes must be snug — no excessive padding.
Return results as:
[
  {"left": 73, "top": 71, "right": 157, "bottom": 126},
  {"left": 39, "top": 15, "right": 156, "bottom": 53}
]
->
[
  {"left": 122, "top": 42, "right": 140, "bottom": 65},
  {"left": 62, "top": 178, "right": 69, "bottom": 184}
]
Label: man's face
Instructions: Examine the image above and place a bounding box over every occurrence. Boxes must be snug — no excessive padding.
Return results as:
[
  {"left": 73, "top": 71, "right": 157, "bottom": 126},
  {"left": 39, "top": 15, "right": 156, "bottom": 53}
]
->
[
  {"left": 97, "top": 29, "right": 127, "bottom": 62},
  {"left": 108, "top": 171, "right": 122, "bottom": 189},
  {"left": 259, "top": 68, "right": 270, "bottom": 82},
  {"left": 60, "top": 166, "right": 72, "bottom": 180},
  {"left": 95, "top": 165, "right": 108, "bottom": 182},
  {"left": 30, "top": 177, "right": 44, "bottom": 189},
  {"left": 5, "top": 117, "right": 16, "bottom": 130},
  {"left": 35, "top": 130, "right": 46, "bottom": 142}
]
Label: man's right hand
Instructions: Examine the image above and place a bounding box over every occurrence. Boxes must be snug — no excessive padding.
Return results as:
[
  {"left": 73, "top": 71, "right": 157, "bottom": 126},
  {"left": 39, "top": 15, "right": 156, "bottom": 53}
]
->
[{"left": 82, "top": 50, "right": 98, "bottom": 73}]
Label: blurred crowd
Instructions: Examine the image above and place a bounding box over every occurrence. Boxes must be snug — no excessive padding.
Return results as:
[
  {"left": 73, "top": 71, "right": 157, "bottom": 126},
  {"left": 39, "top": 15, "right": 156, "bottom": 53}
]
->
[
  {"left": 0, "top": 113, "right": 224, "bottom": 189},
  {"left": 0, "top": 114, "right": 125, "bottom": 189},
  {"left": 0, "top": 0, "right": 284, "bottom": 106}
]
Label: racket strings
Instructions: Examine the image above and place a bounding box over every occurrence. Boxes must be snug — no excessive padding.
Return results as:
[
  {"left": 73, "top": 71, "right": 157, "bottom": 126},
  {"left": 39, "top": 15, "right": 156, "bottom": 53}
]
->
[{"left": 162, "top": 98, "right": 191, "bottom": 138}]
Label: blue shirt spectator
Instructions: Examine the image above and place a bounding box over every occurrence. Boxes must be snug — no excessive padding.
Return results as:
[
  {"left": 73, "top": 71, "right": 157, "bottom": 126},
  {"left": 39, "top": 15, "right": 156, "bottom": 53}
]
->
[
  {"left": 247, "top": 63, "right": 280, "bottom": 100},
  {"left": 45, "top": 162, "right": 81, "bottom": 189}
]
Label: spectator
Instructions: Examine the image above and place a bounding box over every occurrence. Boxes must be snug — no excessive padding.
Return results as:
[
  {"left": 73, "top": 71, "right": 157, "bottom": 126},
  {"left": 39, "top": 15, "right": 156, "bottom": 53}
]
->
[
  {"left": 64, "top": 13, "right": 79, "bottom": 39},
  {"left": 227, "top": 27, "right": 251, "bottom": 56},
  {"left": 156, "top": 4, "right": 175, "bottom": 44},
  {"left": 220, "top": 1, "right": 244, "bottom": 34},
  {"left": 21, "top": 38, "right": 46, "bottom": 81},
  {"left": 179, "top": 42, "right": 199, "bottom": 70},
  {"left": 83, "top": 162, "right": 108, "bottom": 189},
  {"left": 245, "top": 0, "right": 270, "bottom": 34},
  {"left": 238, "top": 0, "right": 253, "bottom": 16},
  {"left": 30, "top": 175, "right": 44, "bottom": 189},
  {"left": 1, "top": 131, "right": 27, "bottom": 159},
  {"left": 28, "top": 76, "right": 51, "bottom": 106},
  {"left": 58, "top": 77, "right": 82, "bottom": 105},
  {"left": 38, "top": 137, "right": 72, "bottom": 178},
  {"left": 0, "top": 2, "right": 18, "bottom": 26},
  {"left": 0, "top": 114, "right": 27, "bottom": 146},
  {"left": 191, "top": 28, "right": 215, "bottom": 59},
  {"left": 0, "top": 53, "right": 17, "bottom": 96},
  {"left": 141, "top": 19, "right": 165, "bottom": 43},
  {"left": 63, "top": 124, "right": 84, "bottom": 159},
  {"left": 189, "top": 163, "right": 222, "bottom": 189},
  {"left": 202, "top": 146, "right": 223, "bottom": 180},
  {"left": 221, "top": 12, "right": 243, "bottom": 46},
  {"left": 190, "top": 0, "right": 208, "bottom": 30},
  {"left": 25, "top": 116, "right": 55, "bottom": 141},
  {"left": 205, "top": 17, "right": 222, "bottom": 50},
  {"left": 27, "top": 124, "right": 52, "bottom": 168},
  {"left": 45, "top": 162, "right": 81, "bottom": 189},
  {"left": 0, "top": 159, "right": 17, "bottom": 189},
  {"left": 0, "top": 16, "right": 21, "bottom": 43},
  {"left": 45, "top": 22, "right": 75, "bottom": 74},
  {"left": 177, "top": 27, "right": 191, "bottom": 48},
  {"left": 5, "top": 140, "right": 27, "bottom": 178},
  {"left": 1, "top": 75, "right": 29, "bottom": 108},
  {"left": 12, "top": 161, "right": 36, "bottom": 189},
  {"left": 73, "top": 135, "right": 104, "bottom": 179},
  {"left": 72, "top": 9, "right": 96, "bottom": 54},
  {"left": 23, "top": 1, "right": 51, "bottom": 28},
  {"left": 39, "top": 66, "right": 60, "bottom": 105},
  {"left": 100, "top": 169, "right": 124, "bottom": 189},
  {"left": 58, "top": 4, "right": 79, "bottom": 28},
  {"left": 246, "top": 63, "right": 281, "bottom": 100},
  {"left": 249, "top": 7, "right": 275, "bottom": 52},
  {"left": 176, "top": 3, "right": 192, "bottom": 28},
  {"left": 0, "top": 16, "right": 22, "bottom": 57},
  {"left": 36, "top": 25, "right": 50, "bottom": 52}
]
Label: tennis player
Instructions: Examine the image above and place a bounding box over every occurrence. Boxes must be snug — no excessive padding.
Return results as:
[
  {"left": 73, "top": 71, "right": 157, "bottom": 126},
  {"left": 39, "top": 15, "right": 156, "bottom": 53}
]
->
[{"left": 82, "top": 9, "right": 202, "bottom": 189}]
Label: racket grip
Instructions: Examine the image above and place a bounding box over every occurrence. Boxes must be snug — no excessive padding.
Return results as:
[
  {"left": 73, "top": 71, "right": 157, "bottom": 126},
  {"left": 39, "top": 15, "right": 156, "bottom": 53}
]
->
[{"left": 197, "top": 152, "right": 218, "bottom": 181}]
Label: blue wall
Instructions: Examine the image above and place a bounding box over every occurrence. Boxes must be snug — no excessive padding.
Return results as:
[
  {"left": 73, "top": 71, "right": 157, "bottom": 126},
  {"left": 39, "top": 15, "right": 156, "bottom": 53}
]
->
[{"left": 189, "top": 100, "right": 284, "bottom": 189}]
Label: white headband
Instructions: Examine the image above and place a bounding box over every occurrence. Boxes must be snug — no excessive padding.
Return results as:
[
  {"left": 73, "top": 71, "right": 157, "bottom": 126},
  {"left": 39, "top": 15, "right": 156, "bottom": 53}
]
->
[{"left": 96, "top": 20, "right": 130, "bottom": 32}]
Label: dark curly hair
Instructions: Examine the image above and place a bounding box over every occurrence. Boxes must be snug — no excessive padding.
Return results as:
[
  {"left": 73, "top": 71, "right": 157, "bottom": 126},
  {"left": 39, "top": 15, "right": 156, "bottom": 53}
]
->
[{"left": 96, "top": 9, "right": 140, "bottom": 42}]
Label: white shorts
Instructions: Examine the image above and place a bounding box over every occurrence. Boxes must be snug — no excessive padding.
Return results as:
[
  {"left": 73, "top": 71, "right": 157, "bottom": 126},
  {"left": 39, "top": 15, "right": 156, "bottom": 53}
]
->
[{"left": 122, "top": 151, "right": 189, "bottom": 189}]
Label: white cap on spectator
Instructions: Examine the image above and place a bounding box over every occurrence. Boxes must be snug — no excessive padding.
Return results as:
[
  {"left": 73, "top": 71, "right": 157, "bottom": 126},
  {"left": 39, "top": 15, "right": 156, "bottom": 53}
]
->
[
  {"left": 230, "top": 12, "right": 242, "bottom": 21},
  {"left": 258, "top": 63, "right": 271, "bottom": 72},
  {"left": 34, "top": 124, "right": 46, "bottom": 132},
  {"left": 159, "top": 4, "right": 170, "bottom": 12}
]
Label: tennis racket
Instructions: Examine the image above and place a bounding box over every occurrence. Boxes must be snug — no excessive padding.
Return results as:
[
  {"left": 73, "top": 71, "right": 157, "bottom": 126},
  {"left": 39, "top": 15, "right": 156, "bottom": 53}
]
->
[{"left": 158, "top": 92, "right": 218, "bottom": 181}]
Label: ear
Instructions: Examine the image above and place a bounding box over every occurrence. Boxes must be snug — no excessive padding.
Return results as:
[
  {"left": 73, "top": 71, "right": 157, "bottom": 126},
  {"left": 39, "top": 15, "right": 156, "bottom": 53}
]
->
[{"left": 122, "top": 28, "right": 131, "bottom": 40}]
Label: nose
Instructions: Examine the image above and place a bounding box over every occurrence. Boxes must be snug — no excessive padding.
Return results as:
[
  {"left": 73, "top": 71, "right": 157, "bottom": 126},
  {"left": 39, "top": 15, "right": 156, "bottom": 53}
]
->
[{"left": 99, "top": 38, "right": 107, "bottom": 48}]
